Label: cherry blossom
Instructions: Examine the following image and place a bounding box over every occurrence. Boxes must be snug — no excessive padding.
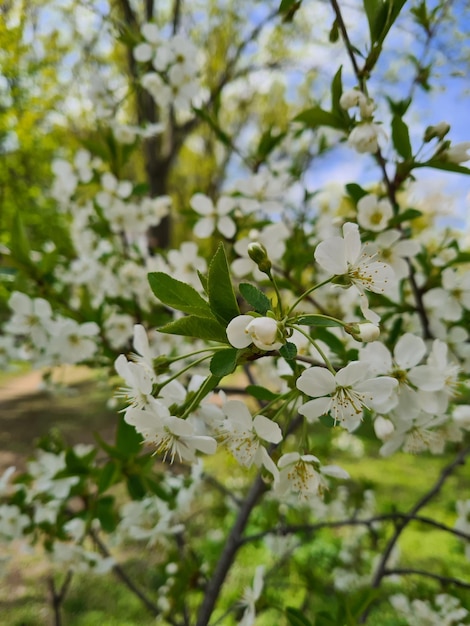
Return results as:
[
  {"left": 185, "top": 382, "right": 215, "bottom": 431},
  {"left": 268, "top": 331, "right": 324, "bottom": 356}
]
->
[
  {"left": 315, "top": 222, "right": 395, "bottom": 322},
  {"left": 296, "top": 362, "right": 398, "bottom": 432}
]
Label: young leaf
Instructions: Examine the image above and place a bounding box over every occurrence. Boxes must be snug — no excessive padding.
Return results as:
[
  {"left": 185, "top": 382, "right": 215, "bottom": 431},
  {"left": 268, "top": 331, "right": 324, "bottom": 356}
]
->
[
  {"left": 280, "top": 342, "right": 297, "bottom": 360},
  {"left": 159, "top": 315, "right": 229, "bottom": 344},
  {"left": 294, "top": 106, "right": 345, "bottom": 130},
  {"left": 391, "top": 115, "right": 412, "bottom": 160},
  {"left": 148, "top": 272, "right": 213, "bottom": 317},
  {"left": 210, "top": 348, "right": 238, "bottom": 377},
  {"left": 345, "top": 183, "right": 369, "bottom": 203},
  {"left": 207, "top": 243, "right": 240, "bottom": 325},
  {"left": 239, "top": 283, "right": 271, "bottom": 314},
  {"left": 279, "top": 0, "right": 302, "bottom": 21},
  {"left": 330, "top": 66, "right": 343, "bottom": 114}
]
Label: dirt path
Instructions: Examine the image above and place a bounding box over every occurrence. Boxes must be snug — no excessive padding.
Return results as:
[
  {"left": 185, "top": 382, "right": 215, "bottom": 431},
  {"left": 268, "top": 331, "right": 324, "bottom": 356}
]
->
[{"left": 0, "top": 367, "right": 118, "bottom": 472}]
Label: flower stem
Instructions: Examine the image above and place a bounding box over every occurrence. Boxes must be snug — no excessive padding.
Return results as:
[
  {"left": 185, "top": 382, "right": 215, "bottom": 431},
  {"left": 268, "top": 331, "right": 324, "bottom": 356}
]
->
[{"left": 287, "top": 277, "right": 332, "bottom": 316}]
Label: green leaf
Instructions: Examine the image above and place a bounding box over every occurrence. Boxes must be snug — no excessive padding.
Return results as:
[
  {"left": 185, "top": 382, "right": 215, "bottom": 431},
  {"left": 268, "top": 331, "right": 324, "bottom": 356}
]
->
[
  {"left": 239, "top": 283, "right": 271, "bottom": 314},
  {"left": 256, "top": 128, "right": 286, "bottom": 163},
  {"left": 453, "top": 251, "right": 470, "bottom": 263},
  {"left": 94, "top": 432, "right": 125, "bottom": 461},
  {"left": 246, "top": 385, "right": 278, "bottom": 401},
  {"left": 363, "top": 0, "right": 389, "bottom": 43},
  {"left": 330, "top": 66, "right": 343, "bottom": 114},
  {"left": 126, "top": 474, "right": 148, "bottom": 500},
  {"left": 389, "top": 208, "right": 422, "bottom": 225},
  {"left": 329, "top": 18, "right": 340, "bottom": 43},
  {"left": 364, "top": 0, "right": 408, "bottom": 45},
  {"left": 285, "top": 607, "right": 314, "bottom": 626},
  {"left": 116, "top": 415, "right": 142, "bottom": 456},
  {"left": 198, "top": 270, "right": 209, "bottom": 294},
  {"left": 419, "top": 160, "right": 470, "bottom": 176},
  {"left": 159, "top": 315, "right": 229, "bottom": 344},
  {"left": 386, "top": 96, "right": 412, "bottom": 116},
  {"left": 148, "top": 272, "right": 213, "bottom": 317},
  {"left": 279, "top": 0, "right": 302, "bottom": 21},
  {"left": 280, "top": 342, "right": 297, "bottom": 360},
  {"left": 296, "top": 315, "right": 344, "bottom": 327},
  {"left": 293, "top": 106, "right": 346, "bottom": 131},
  {"left": 98, "top": 461, "right": 119, "bottom": 494},
  {"left": 95, "top": 496, "right": 118, "bottom": 532},
  {"left": 345, "top": 183, "right": 369, "bottom": 203},
  {"left": 64, "top": 450, "right": 89, "bottom": 475},
  {"left": 207, "top": 243, "right": 240, "bottom": 325},
  {"left": 210, "top": 348, "right": 238, "bottom": 376},
  {"left": 391, "top": 115, "right": 412, "bottom": 159}
]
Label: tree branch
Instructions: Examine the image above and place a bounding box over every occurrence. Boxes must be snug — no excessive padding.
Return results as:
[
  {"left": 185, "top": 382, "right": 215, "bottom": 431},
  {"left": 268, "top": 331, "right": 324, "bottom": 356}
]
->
[{"left": 195, "top": 414, "right": 303, "bottom": 626}]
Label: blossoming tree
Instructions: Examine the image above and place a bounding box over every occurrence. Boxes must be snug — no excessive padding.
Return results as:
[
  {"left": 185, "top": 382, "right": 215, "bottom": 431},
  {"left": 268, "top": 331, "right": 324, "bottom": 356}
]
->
[{"left": 1, "top": 0, "right": 470, "bottom": 624}]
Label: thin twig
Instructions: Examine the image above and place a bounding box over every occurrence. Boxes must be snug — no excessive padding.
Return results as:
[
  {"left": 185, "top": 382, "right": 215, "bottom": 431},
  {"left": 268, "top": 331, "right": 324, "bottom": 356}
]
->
[
  {"left": 360, "top": 445, "right": 470, "bottom": 622},
  {"left": 239, "top": 511, "right": 470, "bottom": 546},
  {"left": 48, "top": 570, "right": 74, "bottom": 626},
  {"left": 383, "top": 568, "right": 470, "bottom": 590},
  {"left": 89, "top": 528, "right": 160, "bottom": 617}
]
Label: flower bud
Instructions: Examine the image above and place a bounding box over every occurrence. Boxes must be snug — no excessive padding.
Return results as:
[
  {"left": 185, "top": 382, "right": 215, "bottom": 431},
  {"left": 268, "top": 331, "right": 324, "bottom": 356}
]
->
[
  {"left": 424, "top": 121, "right": 450, "bottom": 142},
  {"left": 245, "top": 317, "right": 284, "bottom": 351},
  {"left": 443, "top": 141, "right": 470, "bottom": 164},
  {"left": 247, "top": 242, "right": 272, "bottom": 274},
  {"left": 344, "top": 322, "right": 380, "bottom": 342}
]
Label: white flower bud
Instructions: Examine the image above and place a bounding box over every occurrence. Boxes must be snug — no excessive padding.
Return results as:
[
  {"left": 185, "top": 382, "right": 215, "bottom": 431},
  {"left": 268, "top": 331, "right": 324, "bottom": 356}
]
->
[
  {"left": 345, "top": 322, "right": 380, "bottom": 342},
  {"left": 245, "top": 317, "right": 283, "bottom": 351},
  {"left": 347, "top": 122, "right": 386, "bottom": 154},
  {"left": 424, "top": 121, "right": 450, "bottom": 142},
  {"left": 339, "top": 89, "right": 365, "bottom": 110},
  {"left": 444, "top": 141, "right": 470, "bottom": 164}
]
